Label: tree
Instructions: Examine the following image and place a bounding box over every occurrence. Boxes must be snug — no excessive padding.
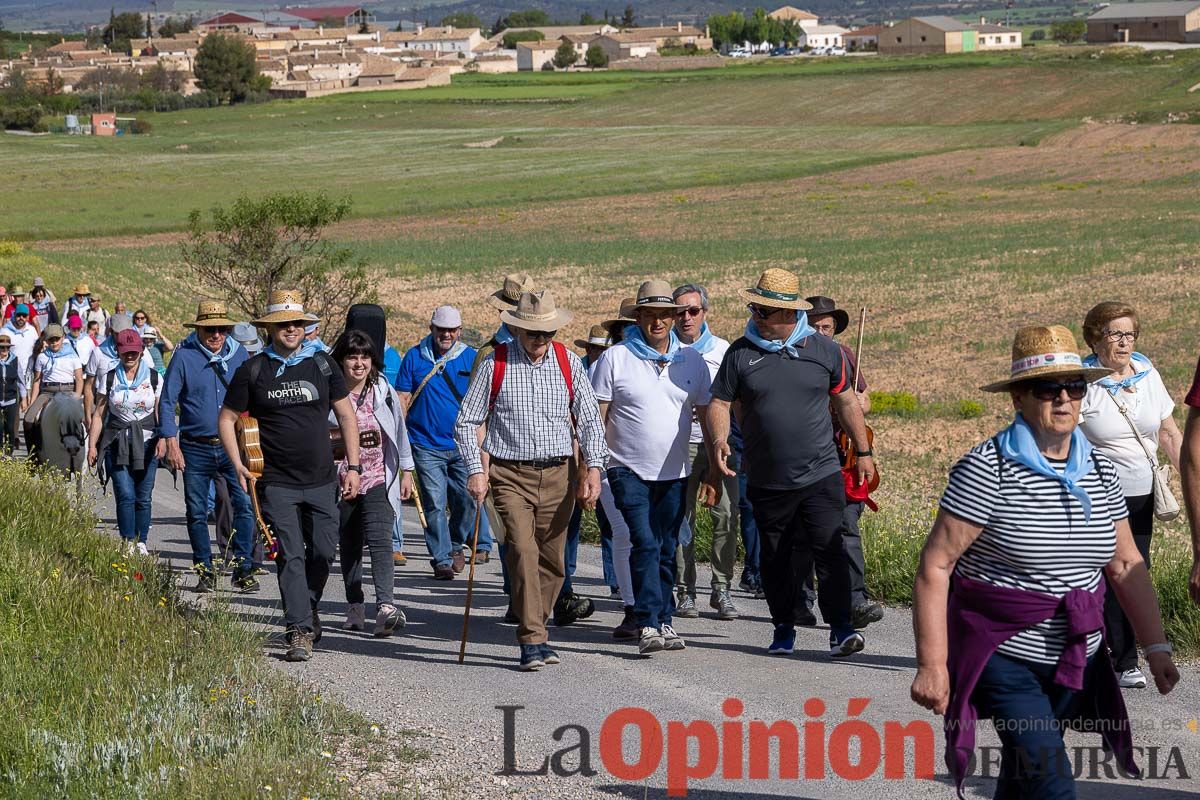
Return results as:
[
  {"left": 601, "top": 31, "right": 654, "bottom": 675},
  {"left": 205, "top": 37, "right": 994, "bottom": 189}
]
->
[
  {"left": 1030, "top": 28, "right": 1046, "bottom": 41},
  {"left": 441, "top": 12, "right": 481, "bottom": 28},
  {"left": 505, "top": 9, "right": 552, "bottom": 27},
  {"left": 580, "top": 11, "right": 601, "bottom": 25},
  {"left": 621, "top": 4, "right": 635, "bottom": 27},
  {"left": 552, "top": 39, "right": 576, "bottom": 68},
  {"left": 158, "top": 15, "right": 195, "bottom": 37},
  {"left": 193, "top": 33, "right": 258, "bottom": 104},
  {"left": 145, "top": 13, "right": 152, "bottom": 37},
  {"left": 1050, "top": 19, "right": 1085, "bottom": 43},
  {"left": 502, "top": 29, "right": 544, "bottom": 48},
  {"left": 585, "top": 42, "right": 608, "bottom": 68},
  {"left": 102, "top": 11, "right": 145, "bottom": 52},
  {"left": 181, "top": 192, "right": 373, "bottom": 341},
  {"left": 706, "top": 11, "right": 746, "bottom": 47}
]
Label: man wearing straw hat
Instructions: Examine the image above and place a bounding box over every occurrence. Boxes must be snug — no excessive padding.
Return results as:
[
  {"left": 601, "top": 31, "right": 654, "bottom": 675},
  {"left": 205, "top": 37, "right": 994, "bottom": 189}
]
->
[
  {"left": 455, "top": 290, "right": 607, "bottom": 671},
  {"left": 219, "top": 290, "right": 361, "bottom": 664},
  {"left": 593, "top": 280, "right": 714, "bottom": 656},
  {"left": 707, "top": 268, "right": 874, "bottom": 659},
  {"left": 156, "top": 300, "right": 257, "bottom": 594},
  {"left": 65, "top": 283, "right": 91, "bottom": 322}
]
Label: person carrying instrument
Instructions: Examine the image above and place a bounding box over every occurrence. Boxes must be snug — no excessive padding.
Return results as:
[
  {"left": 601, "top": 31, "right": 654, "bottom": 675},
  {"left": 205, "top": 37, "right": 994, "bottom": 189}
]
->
[
  {"left": 803, "top": 295, "right": 884, "bottom": 630},
  {"left": 218, "top": 290, "right": 361, "bottom": 664}
]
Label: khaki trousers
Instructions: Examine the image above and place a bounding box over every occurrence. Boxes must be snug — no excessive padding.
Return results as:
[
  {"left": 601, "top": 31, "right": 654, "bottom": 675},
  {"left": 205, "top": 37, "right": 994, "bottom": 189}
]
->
[
  {"left": 489, "top": 460, "right": 574, "bottom": 644},
  {"left": 676, "top": 442, "right": 740, "bottom": 595}
]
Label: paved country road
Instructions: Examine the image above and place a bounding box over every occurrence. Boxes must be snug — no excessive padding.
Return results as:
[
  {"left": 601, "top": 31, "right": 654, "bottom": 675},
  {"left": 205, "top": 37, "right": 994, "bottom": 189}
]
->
[{"left": 95, "top": 477, "right": 1200, "bottom": 800}]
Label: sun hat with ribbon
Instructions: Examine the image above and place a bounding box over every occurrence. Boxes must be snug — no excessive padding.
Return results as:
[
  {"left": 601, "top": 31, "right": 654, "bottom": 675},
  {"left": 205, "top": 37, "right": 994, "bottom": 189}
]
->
[
  {"left": 184, "top": 299, "right": 239, "bottom": 329},
  {"left": 981, "top": 325, "right": 1112, "bottom": 392},
  {"left": 633, "top": 279, "right": 685, "bottom": 311},
  {"left": 0, "top": 334, "right": 10, "bottom": 347},
  {"left": 573, "top": 324, "right": 612, "bottom": 349},
  {"left": 488, "top": 273, "right": 538, "bottom": 311},
  {"left": 601, "top": 296, "right": 637, "bottom": 332},
  {"left": 73, "top": 283, "right": 90, "bottom": 295},
  {"left": 141, "top": 326, "right": 158, "bottom": 340},
  {"left": 499, "top": 290, "right": 573, "bottom": 333},
  {"left": 738, "top": 268, "right": 813, "bottom": 310},
  {"left": 10, "top": 285, "right": 26, "bottom": 297},
  {"left": 253, "top": 289, "right": 319, "bottom": 326},
  {"left": 804, "top": 295, "right": 850, "bottom": 334}
]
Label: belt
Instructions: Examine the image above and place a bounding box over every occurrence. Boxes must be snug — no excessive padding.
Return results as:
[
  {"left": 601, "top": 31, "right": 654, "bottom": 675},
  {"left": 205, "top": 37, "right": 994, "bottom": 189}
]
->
[
  {"left": 43, "top": 382, "right": 74, "bottom": 389},
  {"left": 495, "top": 457, "right": 568, "bottom": 470},
  {"left": 182, "top": 434, "right": 222, "bottom": 445}
]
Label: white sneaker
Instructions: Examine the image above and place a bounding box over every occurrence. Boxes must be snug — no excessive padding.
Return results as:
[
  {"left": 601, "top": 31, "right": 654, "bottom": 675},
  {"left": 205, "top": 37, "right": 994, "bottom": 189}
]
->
[
  {"left": 660, "top": 623, "right": 686, "bottom": 651},
  {"left": 135, "top": 542, "right": 149, "bottom": 556},
  {"left": 1119, "top": 667, "right": 1147, "bottom": 689},
  {"left": 344, "top": 603, "right": 366, "bottom": 631},
  {"left": 638, "top": 626, "right": 664, "bottom": 655},
  {"left": 122, "top": 540, "right": 135, "bottom": 555}
]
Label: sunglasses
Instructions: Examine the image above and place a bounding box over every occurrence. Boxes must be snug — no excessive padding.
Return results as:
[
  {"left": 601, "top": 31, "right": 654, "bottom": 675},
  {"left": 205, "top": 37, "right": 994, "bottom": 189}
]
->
[
  {"left": 747, "top": 303, "right": 788, "bottom": 320},
  {"left": 527, "top": 330, "right": 557, "bottom": 340},
  {"left": 199, "top": 325, "right": 232, "bottom": 335},
  {"left": 1028, "top": 379, "right": 1088, "bottom": 401},
  {"left": 134, "top": 316, "right": 147, "bottom": 321},
  {"left": 677, "top": 307, "right": 704, "bottom": 318}
]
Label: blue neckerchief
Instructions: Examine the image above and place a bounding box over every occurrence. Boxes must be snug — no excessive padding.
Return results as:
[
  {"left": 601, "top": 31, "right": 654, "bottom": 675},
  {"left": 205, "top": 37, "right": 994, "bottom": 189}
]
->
[
  {"left": 688, "top": 322, "right": 718, "bottom": 355},
  {"left": 996, "top": 413, "right": 1096, "bottom": 521},
  {"left": 113, "top": 360, "right": 152, "bottom": 405},
  {"left": 743, "top": 311, "right": 816, "bottom": 358},
  {"left": 418, "top": 334, "right": 467, "bottom": 365},
  {"left": 100, "top": 335, "right": 118, "bottom": 360},
  {"left": 133, "top": 322, "right": 148, "bottom": 336},
  {"left": 581, "top": 354, "right": 591, "bottom": 370},
  {"left": 493, "top": 323, "right": 515, "bottom": 346},
  {"left": 2, "top": 321, "right": 25, "bottom": 336},
  {"left": 310, "top": 337, "right": 330, "bottom": 353},
  {"left": 183, "top": 331, "right": 241, "bottom": 375},
  {"left": 622, "top": 325, "right": 684, "bottom": 364},
  {"left": 43, "top": 346, "right": 71, "bottom": 365},
  {"left": 264, "top": 340, "right": 319, "bottom": 378},
  {"left": 0, "top": 351, "right": 15, "bottom": 367},
  {"left": 1083, "top": 351, "right": 1152, "bottom": 396}
]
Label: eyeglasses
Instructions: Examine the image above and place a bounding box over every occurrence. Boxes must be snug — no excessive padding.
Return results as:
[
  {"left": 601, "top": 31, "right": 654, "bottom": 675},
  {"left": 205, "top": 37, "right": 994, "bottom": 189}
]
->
[
  {"left": 747, "top": 304, "right": 786, "bottom": 320},
  {"left": 199, "top": 326, "right": 231, "bottom": 335},
  {"left": 677, "top": 307, "right": 704, "bottom": 318},
  {"left": 1028, "top": 380, "right": 1088, "bottom": 401},
  {"left": 527, "top": 330, "right": 557, "bottom": 340},
  {"left": 1102, "top": 330, "right": 1138, "bottom": 344},
  {"left": 276, "top": 321, "right": 306, "bottom": 331},
  {"left": 134, "top": 315, "right": 147, "bottom": 322},
  {"left": 433, "top": 326, "right": 461, "bottom": 335}
]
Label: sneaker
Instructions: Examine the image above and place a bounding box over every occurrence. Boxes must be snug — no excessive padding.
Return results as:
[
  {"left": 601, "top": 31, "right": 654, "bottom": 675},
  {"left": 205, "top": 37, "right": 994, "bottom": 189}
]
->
[
  {"left": 502, "top": 605, "right": 519, "bottom": 624},
  {"left": 432, "top": 564, "right": 454, "bottom": 581},
  {"left": 474, "top": 550, "right": 491, "bottom": 564},
  {"left": 738, "top": 571, "right": 753, "bottom": 592},
  {"left": 253, "top": 566, "right": 271, "bottom": 576},
  {"left": 232, "top": 573, "right": 260, "bottom": 593},
  {"left": 797, "top": 608, "right": 818, "bottom": 627},
  {"left": 121, "top": 539, "right": 136, "bottom": 555},
  {"left": 374, "top": 604, "right": 405, "bottom": 637},
  {"left": 660, "top": 623, "right": 686, "bottom": 651},
  {"left": 675, "top": 594, "right": 699, "bottom": 619},
  {"left": 710, "top": 589, "right": 739, "bottom": 620},
  {"left": 852, "top": 601, "right": 885, "bottom": 629},
  {"left": 312, "top": 609, "right": 322, "bottom": 645},
  {"left": 830, "top": 631, "right": 865, "bottom": 658},
  {"left": 135, "top": 542, "right": 149, "bottom": 556},
  {"left": 392, "top": 551, "right": 407, "bottom": 566},
  {"left": 285, "top": 630, "right": 313, "bottom": 662},
  {"left": 344, "top": 603, "right": 366, "bottom": 631},
  {"left": 768, "top": 624, "right": 795, "bottom": 655},
  {"left": 1119, "top": 667, "right": 1147, "bottom": 689},
  {"left": 554, "top": 593, "right": 595, "bottom": 627},
  {"left": 753, "top": 582, "right": 766, "bottom": 600},
  {"left": 610, "top": 586, "right": 620, "bottom": 596},
  {"left": 612, "top": 606, "right": 639, "bottom": 640},
  {"left": 519, "top": 644, "right": 544, "bottom": 671},
  {"left": 194, "top": 568, "right": 217, "bottom": 594},
  {"left": 539, "top": 644, "right": 561, "bottom": 665},
  {"left": 451, "top": 551, "right": 466, "bottom": 574},
  {"left": 638, "top": 626, "right": 664, "bottom": 655}
]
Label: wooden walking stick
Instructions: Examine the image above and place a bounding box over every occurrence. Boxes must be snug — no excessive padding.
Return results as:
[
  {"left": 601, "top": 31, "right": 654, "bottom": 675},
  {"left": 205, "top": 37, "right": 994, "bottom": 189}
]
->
[
  {"left": 457, "top": 500, "right": 484, "bottom": 665},
  {"left": 853, "top": 306, "right": 867, "bottom": 389},
  {"left": 409, "top": 470, "right": 429, "bottom": 531}
]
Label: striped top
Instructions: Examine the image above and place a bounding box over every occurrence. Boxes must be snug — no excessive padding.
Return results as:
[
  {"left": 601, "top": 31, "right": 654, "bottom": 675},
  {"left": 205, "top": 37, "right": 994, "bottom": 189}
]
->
[{"left": 940, "top": 437, "right": 1126, "bottom": 665}]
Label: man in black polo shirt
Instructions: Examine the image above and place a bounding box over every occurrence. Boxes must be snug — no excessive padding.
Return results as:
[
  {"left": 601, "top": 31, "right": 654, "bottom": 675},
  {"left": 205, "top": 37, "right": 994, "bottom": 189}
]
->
[
  {"left": 219, "top": 290, "right": 361, "bottom": 663},
  {"left": 706, "top": 269, "right": 875, "bottom": 660}
]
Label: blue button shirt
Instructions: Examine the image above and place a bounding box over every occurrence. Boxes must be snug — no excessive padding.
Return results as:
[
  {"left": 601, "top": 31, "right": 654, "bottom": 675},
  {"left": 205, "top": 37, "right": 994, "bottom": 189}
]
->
[
  {"left": 156, "top": 337, "right": 248, "bottom": 439},
  {"left": 394, "top": 343, "right": 476, "bottom": 451}
]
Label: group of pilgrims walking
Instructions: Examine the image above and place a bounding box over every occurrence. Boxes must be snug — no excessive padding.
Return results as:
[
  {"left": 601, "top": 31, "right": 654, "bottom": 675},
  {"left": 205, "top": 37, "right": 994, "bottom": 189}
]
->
[{"left": 2, "top": 269, "right": 1197, "bottom": 799}]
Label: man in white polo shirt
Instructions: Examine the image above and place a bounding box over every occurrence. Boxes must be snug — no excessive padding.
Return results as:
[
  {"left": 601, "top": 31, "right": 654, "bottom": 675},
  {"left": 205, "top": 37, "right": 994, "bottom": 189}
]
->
[{"left": 593, "top": 279, "right": 713, "bottom": 656}]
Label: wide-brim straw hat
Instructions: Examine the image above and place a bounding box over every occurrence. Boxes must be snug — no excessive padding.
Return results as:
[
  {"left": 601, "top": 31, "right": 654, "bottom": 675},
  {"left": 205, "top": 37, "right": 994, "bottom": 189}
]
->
[
  {"left": 184, "top": 299, "right": 240, "bottom": 328},
  {"left": 981, "top": 324, "right": 1112, "bottom": 392},
  {"left": 633, "top": 279, "right": 685, "bottom": 310},
  {"left": 488, "top": 273, "right": 538, "bottom": 311},
  {"left": 253, "top": 289, "right": 319, "bottom": 325},
  {"left": 738, "top": 268, "right": 812, "bottom": 310},
  {"left": 73, "top": 283, "right": 90, "bottom": 295},
  {"left": 574, "top": 324, "right": 612, "bottom": 349},
  {"left": 10, "top": 285, "right": 25, "bottom": 296},
  {"left": 499, "top": 290, "right": 573, "bottom": 333},
  {"left": 805, "top": 295, "right": 849, "bottom": 334},
  {"left": 601, "top": 297, "right": 637, "bottom": 332}
]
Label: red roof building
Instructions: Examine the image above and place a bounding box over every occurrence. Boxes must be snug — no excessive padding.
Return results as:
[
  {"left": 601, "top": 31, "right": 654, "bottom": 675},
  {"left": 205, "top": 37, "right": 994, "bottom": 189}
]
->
[{"left": 282, "top": 6, "right": 372, "bottom": 26}]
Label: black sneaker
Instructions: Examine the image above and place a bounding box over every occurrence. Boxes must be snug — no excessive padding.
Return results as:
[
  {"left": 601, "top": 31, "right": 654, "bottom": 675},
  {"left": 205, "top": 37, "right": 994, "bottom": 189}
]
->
[
  {"left": 553, "top": 593, "right": 594, "bottom": 627},
  {"left": 232, "top": 573, "right": 260, "bottom": 593},
  {"left": 852, "top": 601, "right": 885, "bottom": 629},
  {"left": 518, "top": 644, "right": 544, "bottom": 671},
  {"left": 195, "top": 568, "right": 217, "bottom": 594},
  {"left": 539, "top": 644, "right": 561, "bottom": 665},
  {"left": 311, "top": 609, "right": 322, "bottom": 644}
]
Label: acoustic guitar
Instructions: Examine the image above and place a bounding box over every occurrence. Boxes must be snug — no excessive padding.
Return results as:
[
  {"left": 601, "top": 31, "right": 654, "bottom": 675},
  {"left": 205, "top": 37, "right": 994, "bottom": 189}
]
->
[{"left": 235, "top": 414, "right": 278, "bottom": 560}]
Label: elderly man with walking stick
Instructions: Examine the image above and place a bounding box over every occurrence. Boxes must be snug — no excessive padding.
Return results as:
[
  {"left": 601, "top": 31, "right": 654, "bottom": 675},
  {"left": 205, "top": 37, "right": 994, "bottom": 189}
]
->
[{"left": 455, "top": 290, "right": 607, "bottom": 671}]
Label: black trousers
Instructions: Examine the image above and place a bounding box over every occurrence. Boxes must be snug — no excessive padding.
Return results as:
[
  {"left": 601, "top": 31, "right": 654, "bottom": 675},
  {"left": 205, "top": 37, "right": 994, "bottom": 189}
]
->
[
  {"left": 1104, "top": 492, "right": 1153, "bottom": 672},
  {"left": 747, "top": 471, "right": 852, "bottom": 630},
  {"left": 0, "top": 403, "right": 18, "bottom": 456}
]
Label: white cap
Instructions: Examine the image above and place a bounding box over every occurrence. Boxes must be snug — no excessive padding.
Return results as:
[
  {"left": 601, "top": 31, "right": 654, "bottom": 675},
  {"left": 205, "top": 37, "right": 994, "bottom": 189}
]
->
[
  {"left": 304, "top": 322, "right": 319, "bottom": 335},
  {"left": 431, "top": 305, "right": 462, "bottom": 328},
  {"left": 141, "top": 326, "right": 158, "bottom": 339}
]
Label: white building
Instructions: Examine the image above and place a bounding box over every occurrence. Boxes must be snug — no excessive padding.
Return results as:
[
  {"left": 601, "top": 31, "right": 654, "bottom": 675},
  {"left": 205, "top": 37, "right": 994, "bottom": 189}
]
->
[
  {"left": 799, "top": 24, "right": 849, "bottom": 48},
  {"left": 409, "top": 26, "right": 486, "bottom": 55}
]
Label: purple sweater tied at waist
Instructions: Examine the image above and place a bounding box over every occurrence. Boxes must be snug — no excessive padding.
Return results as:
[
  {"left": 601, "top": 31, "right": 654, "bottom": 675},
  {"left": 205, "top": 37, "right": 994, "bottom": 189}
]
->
[{"left": 944, "top": 573, "right": 1136, "bottom": 797}]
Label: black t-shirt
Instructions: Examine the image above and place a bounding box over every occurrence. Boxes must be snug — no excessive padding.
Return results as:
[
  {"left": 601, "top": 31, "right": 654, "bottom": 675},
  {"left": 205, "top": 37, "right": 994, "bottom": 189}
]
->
[
  {"left": 712, "top": 333, "right": 849, "bottom": 491},
  {"left": 223, "top": 352, "right": 348, "bottom": 488}
]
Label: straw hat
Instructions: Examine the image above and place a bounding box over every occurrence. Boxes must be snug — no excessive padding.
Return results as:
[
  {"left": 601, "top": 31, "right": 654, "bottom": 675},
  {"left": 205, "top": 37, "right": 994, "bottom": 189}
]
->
[
  {"left": 981, "top": 325, "right": 1112, "bottom": 392},
  {"left": 805, "top": 295, "right": 849, "bottom": 334},
  {"left": 488, "top": 273, "right": 538, "bottom": 311},
  {"left": 573, "top": 324, "right": 612, "bottom": 349},
  {"left": 0, "top": 334, "right": 11, "bottom": 346},
  {"left": 253, "top": 290, "right": 319, "bottom": 325},
  {"left": 738, "top": 269, "right": 812, "bottom": 310},
  {"left": 10, "top": 285, "right": 25, "bottom": 296},
  {"left": 73, "top": 283, "right": 90, "bottom": 295},
  {"left": 183, "top": 299, "right": 239, "bottom": 328},
  {"left": 633, "top": 279, "right": 684, "bottom": 311},
  {"left": 499, "top": 290, "right": 573, "bottom": 333},
  {"left": 601, "top": 297, "right": 636, "bottom": 332}
]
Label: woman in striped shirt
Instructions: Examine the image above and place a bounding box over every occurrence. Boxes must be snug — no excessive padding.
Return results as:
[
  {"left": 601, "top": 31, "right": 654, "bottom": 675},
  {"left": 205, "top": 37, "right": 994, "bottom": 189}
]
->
[{"left": 911, "top": 325, "right": 1180, "bottom": 799}]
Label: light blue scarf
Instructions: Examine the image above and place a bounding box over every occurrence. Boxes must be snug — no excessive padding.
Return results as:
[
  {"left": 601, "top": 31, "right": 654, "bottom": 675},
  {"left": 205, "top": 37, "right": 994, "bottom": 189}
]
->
[
  {"left": 743, "top": 311, "right": 816, "bottom": 358},
  {"left": 1, "top": 320, "right": 25, "bottom": 336},
  {"left": 1083, "top": 351, "right": 1152, "bottom": 396},
  {"left": 0, "top": 351, "right": 15, "bottom": 367},
  {"left": 184, "top": 331, "right": 241, "bottom": 376},
  {"left": 689, "top": 322, "right": 718, "bottom": 355},
  {"left": 64, "top": 334, "right": 84, "bottom": 357},
  {"left": 113, "top": 359, "right": 152, "bottom": 405},
  {"left": 493, "top": 323, "right": 515, "bottom": 346},
  {"left": 622, "top": 325, "right": 684, "bottom": 364},
  {"left": 100, "top": 335, "right": 118, "bottom": 360},
  {"left": 996, "top": 413, "right": 1096, "bottom": 521},
  {"left": 418, "top": 334, "right": 467, "bottom": 365},
  {"left": 264, "top": 340, "right": 320, "bottom": 378}
]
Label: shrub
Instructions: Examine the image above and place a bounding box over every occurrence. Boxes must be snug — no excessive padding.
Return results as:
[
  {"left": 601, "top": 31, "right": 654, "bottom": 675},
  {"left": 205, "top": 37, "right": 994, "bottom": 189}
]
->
[
  {"left": 872, "top": 390, "right": 921, "bottom": 417},
  {"left": 1050, "top": 19, "right": 1086, "bottom": 43},
  {"left": 1030, "top": 28, "right": 1046, "bottom": 41},
  {"left": 502, "top": 30, "right": 544, "bottom": 49},
  {"left": 585, "top": 43, "right": 609, "bottom": 68},
  {"left": 0, "top": 104, "right": 46, "bottom": 131},
  {"left": 956, "top": 399, "right": 985, "bottom": 419},
  {"left": 129, "top": 118, "right": 152, "bottom": 134},
  {"left": 552, "top": 39, "right": 577, "bottom": 69}
]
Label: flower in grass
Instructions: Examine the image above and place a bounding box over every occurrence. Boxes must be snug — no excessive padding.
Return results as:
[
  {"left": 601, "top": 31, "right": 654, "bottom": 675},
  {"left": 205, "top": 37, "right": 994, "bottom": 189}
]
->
[
  {"left": 320, "top": 751, "right": 332, "bottom": 759},
  {"left": 123, "top": 594, "right": 131, "bottom": 602},
  {"left": 134, "top": 571, "right": 144, "bottom": 582},
  {"left": 158, "top": 597, "right": 167, "bottom": 607},
  {"left": 50, "top": 568, "right": 61, "bottom": 579}
]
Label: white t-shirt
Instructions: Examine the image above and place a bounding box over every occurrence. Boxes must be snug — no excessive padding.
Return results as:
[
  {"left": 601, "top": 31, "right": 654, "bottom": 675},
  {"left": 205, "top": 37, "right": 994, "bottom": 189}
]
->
[
  {"left": 1079, "top": 365, "right": 1174, "bottom": 496},
  {"left": 591, "top": 341, "right": 712, "bottom": 481},
  {"left": 35, "top": 350, "right": 82, "bottom": 384},
  {"left": 683, "top": 335, "right": 729, "bottom": 444},
  {"left": 86, "top": 342, "right": 153, "bottom": 379},
  {"left": 97, "top": 366, "right": 161, "bottom": 441},
  {"left": 67, "top": 333, "right": 96, "bottom": 368},
  {"left": 2, "top": 323, "right": 38, "bottom": 377}
]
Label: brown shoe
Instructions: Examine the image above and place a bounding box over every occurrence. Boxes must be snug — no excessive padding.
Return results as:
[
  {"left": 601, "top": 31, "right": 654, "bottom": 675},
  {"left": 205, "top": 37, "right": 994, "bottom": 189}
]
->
[
  {"left": 433, "top": 564, "right": 455, "bottom": 581},
  {"left": 451, "top": 550, "right": 466, "bottom": 574},
  {"left": 474, "top": 550, "right": 490, "bottom": 564},
  {"left": 393, "top": 551, "right": 407, "bottom": 566}
]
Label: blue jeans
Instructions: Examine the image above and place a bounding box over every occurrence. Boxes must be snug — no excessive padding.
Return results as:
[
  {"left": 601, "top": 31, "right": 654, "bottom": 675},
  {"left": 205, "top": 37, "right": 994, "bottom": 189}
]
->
[
  {"left": 558, "top": 504, "right": 583, "bottom": 601},
  {"left": 391, "top": 516, "right": 404, "bottom": 553},
  {"left": 412, "top": 444, "right": 491, "bottom": 567},
  {"left": 972, "top": 651, "right": 1095, "bottom": 799},
  {"left": 598, "top": 503, "right": 618, "bottom": 591},
  {"left": 608, "top": 466, "right": 686, "bottom": 629},
  {"left": 181, "top": 438, "right": 255, "bottom": 574},
  {"left": 107, "top": 441, "right": 158, "bottom": 542},
  {"left": 738, "top": 468, "right": 760, "bottom": 578}
]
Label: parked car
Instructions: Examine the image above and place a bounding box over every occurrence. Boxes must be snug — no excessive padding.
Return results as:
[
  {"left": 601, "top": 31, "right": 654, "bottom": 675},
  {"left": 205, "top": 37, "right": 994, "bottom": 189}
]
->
[
  {"left": 770, "top": 46, "right": 789, "bottom": 56},
  {"left": 828, "top": 46, "right": 847, "bottom": 55},
  {"left": 811, "top": 46, "right": 828, "bottom": 55},
  {"left": 728, "top": 48, "right": 752, "bottom": 58}
]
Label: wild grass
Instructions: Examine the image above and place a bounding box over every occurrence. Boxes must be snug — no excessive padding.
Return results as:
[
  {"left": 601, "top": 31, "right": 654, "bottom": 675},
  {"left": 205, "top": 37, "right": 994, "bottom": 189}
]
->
[{"left": 0, "top": 459, "right": 379, "bottom": 798}]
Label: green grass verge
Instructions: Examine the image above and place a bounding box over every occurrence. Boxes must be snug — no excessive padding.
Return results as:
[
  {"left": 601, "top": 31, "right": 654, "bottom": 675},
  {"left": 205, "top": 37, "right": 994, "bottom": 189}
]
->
[{"left": 0, "top": 459, "right": 375, "bottom": 798}]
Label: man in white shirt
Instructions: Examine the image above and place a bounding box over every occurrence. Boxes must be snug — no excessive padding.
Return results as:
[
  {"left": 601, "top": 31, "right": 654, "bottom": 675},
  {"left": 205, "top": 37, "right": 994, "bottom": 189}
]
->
[
  {"left": 670, "top": 282, "right": 740, "bottom": 622},
  {"left": 593, "top": 279, "right": 713, "bottom": 656},
  {"left": 1, "top": 304, "right": 39, "bottom": 402}
]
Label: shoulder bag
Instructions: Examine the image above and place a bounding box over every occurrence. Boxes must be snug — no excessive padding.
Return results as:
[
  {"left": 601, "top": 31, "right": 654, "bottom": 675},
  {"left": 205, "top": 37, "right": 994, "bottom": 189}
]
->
[{"left": 1106, "top": 391, "right": 1179, "bottom": 522}]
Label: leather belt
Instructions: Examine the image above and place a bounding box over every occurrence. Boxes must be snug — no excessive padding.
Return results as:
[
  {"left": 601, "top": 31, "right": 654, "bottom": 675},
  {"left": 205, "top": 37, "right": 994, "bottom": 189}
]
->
[
  {"left": 182, "top": 434, "right": 222, "bottom": 445},
  {"left": 495, "top": 457, "right": 568, "bottom": 469}
]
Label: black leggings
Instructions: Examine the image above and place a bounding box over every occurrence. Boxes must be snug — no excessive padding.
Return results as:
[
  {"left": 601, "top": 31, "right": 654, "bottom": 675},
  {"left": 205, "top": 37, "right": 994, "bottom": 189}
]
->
[
  {"left": 1103, "top": 493, "right": 1153, "bottom": 672},
  {"left": 0, "top": 403, "right": 18, "bottom": 455}
]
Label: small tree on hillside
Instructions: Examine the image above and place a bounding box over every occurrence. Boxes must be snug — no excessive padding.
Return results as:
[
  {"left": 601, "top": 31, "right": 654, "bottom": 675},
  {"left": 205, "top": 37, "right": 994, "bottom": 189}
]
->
[
  {"left": 585, "top": 42, "right": 608, "bottom": 68},
  {"left": 194, "top": 33, "right": 258, "bottom": 103},
  {"left": 503, "top": 29, "right": 544, "bottom": 48},
  {"left": 553, "top": 39, "right": 577, "bottom": 68},
  {"left": 181, "top": 192, "right": 373, "bottom": 339},
  {"left": 621, "top": 4, "right": 635, "bottom": 27},
  {"left": 1050, "top": 19, "right": 1085, "bottom": 43}
]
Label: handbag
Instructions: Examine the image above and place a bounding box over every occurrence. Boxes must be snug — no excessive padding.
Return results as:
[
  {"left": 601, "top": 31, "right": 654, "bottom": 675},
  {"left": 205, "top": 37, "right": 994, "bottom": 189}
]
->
[{"left": 1106, "top": 391, "right": 1180, "bottom": 522}]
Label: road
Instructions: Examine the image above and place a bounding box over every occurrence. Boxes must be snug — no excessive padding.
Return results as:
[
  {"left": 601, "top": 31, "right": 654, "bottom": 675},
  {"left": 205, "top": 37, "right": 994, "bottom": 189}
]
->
[{"left": 95, "top": 477, "right": 1200, "bottom": 800}]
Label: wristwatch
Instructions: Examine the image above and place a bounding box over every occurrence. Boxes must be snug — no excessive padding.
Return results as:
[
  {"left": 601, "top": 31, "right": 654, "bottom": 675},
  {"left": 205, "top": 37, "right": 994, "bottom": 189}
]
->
[
  {"left": 856, "top": 449, "right": 874, "bottom": 458},
  {"left": 346, "top": 464, "right": 363, "bottom": 474}
]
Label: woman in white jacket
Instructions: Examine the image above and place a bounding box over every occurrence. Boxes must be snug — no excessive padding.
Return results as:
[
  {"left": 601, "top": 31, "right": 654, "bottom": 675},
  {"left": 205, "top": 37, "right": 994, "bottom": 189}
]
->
[{"left": 331, "top": 330, "right": 415, "bottom": 636}]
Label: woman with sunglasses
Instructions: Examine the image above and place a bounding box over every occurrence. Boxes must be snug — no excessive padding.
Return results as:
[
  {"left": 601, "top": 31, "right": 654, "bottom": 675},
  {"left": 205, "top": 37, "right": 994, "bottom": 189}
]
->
[
  {"left": 912, "top": 324, "right": 1179, "bottom": 799},
  {"left": 1077, "top": 302, "right": 1182, "bottom": 690}
]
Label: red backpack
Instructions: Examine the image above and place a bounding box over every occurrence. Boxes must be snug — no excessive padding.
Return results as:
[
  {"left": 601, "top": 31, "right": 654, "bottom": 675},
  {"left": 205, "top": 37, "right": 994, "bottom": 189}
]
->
[{"left": 488, "top": 341, "right": 574, "bottom": 411}]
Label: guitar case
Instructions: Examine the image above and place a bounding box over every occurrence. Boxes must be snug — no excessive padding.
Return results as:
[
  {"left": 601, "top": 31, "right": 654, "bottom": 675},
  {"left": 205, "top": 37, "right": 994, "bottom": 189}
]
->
[{"left": 345, "top": 303, "right": 388, "bottom": 367}]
